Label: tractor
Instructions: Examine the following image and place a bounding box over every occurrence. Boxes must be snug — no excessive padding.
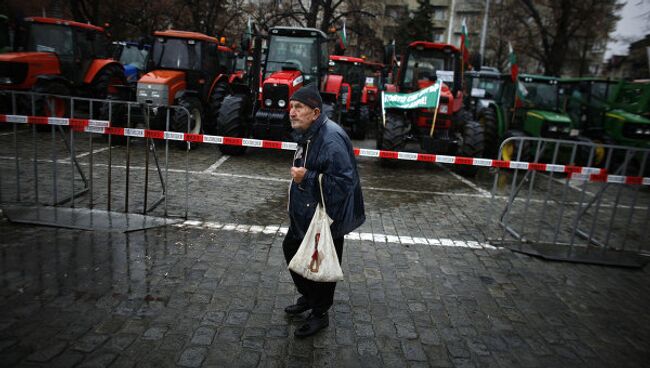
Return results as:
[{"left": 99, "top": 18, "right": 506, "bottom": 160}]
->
[
  {"left": 378, "top": 41, "right": 484, "bottom": 174},
  {"left": 328, "top": 54, "right": 367, "bottom": 139},
  {"left": 463, "top": 69, "right": 507, "bottom": 156},
  {"left": 215, "top": 26, "right": 343, "bottom": 155},
  {"left": 479, "top": 74, "right": 601, "bottom": 166},
  {"left": 0, "top": 16, "right": 125, "bottom": 117},
  {"left": 133, "top": 30, "right": 235, "bottom": 141}
]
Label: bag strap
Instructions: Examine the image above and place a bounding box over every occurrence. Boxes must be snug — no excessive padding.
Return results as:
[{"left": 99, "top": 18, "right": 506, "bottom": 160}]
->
[{"left": 318, "top": 173, "right": 326, "bottom": 213}]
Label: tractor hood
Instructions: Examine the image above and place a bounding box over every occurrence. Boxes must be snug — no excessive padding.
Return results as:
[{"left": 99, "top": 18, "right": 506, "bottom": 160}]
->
[
  {"left": 138, "top": 70, "right": 185, "bottom": 86},
  {"left": 606, "top": 109, "right": 650, "bottom": 124},
  {"left": 526, "top": 110, "right": 572, "bottom": 124},
  {"left": 0, "top": 52, "right": 61, "bottom": 90},
  {"left": 265, "top": 70, "right": 303, "bottom": 88}
]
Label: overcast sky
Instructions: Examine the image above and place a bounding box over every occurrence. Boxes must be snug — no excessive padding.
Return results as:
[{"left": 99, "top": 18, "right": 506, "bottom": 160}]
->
[{"left": 605, "top": 0, "right": 650, "bottom": 59}]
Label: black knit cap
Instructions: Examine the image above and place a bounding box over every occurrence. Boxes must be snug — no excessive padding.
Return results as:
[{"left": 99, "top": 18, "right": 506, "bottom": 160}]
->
[{"left": 290, "top": 83, "right": 322, "bottom": 110}]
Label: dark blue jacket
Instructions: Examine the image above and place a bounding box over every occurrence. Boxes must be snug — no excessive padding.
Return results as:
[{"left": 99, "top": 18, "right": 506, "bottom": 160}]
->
[{"left": 288, "top": 113, "right": 365, "bottom": 239}]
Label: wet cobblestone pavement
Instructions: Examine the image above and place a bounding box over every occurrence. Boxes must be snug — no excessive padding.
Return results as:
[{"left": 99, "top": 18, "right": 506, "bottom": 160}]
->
[{"left": 1, "top": 128, "right": 649, "bottom": 367}]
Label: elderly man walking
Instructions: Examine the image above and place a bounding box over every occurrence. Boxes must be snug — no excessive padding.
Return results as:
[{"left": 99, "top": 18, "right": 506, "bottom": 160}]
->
[{"left": 283, "top": 83, "right": 365, "bottom": 338}]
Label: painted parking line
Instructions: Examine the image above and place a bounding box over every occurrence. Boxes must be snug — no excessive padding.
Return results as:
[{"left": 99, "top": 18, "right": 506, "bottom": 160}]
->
[
  {"left": 175, "top": 220, "right": 501, "bottom": 250},
  {"left": 203, "top": 154, "right": 230, "bottom": 173}
]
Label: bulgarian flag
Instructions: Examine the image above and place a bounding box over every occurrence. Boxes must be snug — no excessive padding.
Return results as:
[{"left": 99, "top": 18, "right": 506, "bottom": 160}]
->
[
  {"left": 508, "top": 42, "right": 518, "bottom": 82},
  {"left": 338, "top": 22, "right": 347, "bottom": 50},
  {"left": 460, "top": 18, "right": 470, "bottom": 64}
]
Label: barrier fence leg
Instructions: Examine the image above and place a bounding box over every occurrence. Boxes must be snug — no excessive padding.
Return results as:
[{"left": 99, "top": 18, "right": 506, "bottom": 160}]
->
[
  {"left": 620, "top": 151, "right": 648, "bottom": 251},
  {"left": 143, "top": 107, "right": 150, "bottom": 215},
  {"left": 164, "top": 108, "right": 170, "bottom": 217},
  {"left": 536, "top": 142, "right": 561, "bottom": 243},
  {"left": 568, "top": 144, "right": 597, "bottom": 255},
  {"left": 51, "top": 117, "right": 58, "bottom": 206},
  {"left": 519, "top": 140, "right": 545, "bottom": 241},
  {"left": 551, "top": 143, "right": 579, "bottom": 245},
  {"left": 125, "top": 103, "right": 132, "bottom": 213},
  {"left": 185, "top": 114, "right": 189, "bottom": 220},
  {"left": 107, "top": 101, "right": 112, "bottom": 212},
  {"left": 14, "top": 94, "right": 21, "bottom": 202},
  {"left": 603, "top": 150, "right": 633, "bottom": 249},
  {"left": 499, "top": 138, "right": 528, "bottom": 241},
  {"left": 577, "top": 146, "right": 615, "bottom": 247},
  {"left": 145, "top": 106, "right": 165, "bottom": 213},
  {"left": 70, "top": 99, "right": 75, "bottom": 208},
  {"left": 31, "top": 94, "right": 38, "bottom": 206},
  {"left": 89, "top": 100, "right": 94, "bottom": 210}
]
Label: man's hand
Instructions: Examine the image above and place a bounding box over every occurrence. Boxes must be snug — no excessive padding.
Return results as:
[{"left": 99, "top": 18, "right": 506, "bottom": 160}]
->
[{"left": 291, "top": 167, "right": 307, "bottom": 184}]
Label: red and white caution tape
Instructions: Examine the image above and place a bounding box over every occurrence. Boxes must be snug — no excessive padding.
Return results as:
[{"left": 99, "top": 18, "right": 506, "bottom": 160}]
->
[{"left": 1, "top": 113, "right": 649, "bottom": 186}]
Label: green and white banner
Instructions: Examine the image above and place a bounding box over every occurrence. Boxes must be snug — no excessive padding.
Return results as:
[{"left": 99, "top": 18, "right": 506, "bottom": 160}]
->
[{"left": 382, "top": 81, "right": 442, "bottom": 110}]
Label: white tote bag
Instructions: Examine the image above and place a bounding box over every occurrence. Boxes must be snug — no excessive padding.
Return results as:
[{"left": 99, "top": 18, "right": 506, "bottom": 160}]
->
[{"left": 288, "top": 174, "right": 344, "bottom": 282}]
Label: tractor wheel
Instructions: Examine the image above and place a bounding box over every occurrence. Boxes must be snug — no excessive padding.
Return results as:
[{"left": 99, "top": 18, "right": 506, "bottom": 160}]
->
[
  {"left": 216, "top": 94, "right": 249, "bottom": 156},
  {"left": 575, "top": 136, "right": 607, "bottom": 168},
  {"left": 32, "top": 81, "right": 70, "bottom": 131},
  {"left": 379, "top": 112, "right": 409, "bottom": 166},
  {"left": 454, "top": 120, "right": 485, "bottom": 176},
  {"left": 90, "top": 65, "right": 125, "bottom": 115},
  {"left": 205, "top": 81, "right": 230, "bottom": 134},
  {"left": 500, "top": 130, "right": 531, "bottom": 162},
  {"left": 478, "top": 107, "right": 499, "bottom": 158},
  {"left": 171, "top": 97, "right": 203, "bottom": 150},
  {"left": 351, "top": 105, "right": 369, "bottom": 140}
]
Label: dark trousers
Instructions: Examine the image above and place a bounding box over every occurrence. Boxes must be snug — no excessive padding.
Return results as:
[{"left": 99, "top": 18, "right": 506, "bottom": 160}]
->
[{"left": 282, "top": 234, "right": 344, "bottom": 315}]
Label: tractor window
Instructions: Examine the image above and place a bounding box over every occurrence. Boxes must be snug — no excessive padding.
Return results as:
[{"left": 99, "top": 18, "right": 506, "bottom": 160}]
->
[
  {"left": 521, "top": 81, "right": 558, "bottom": 110},
  {"left": 330, "top": 61, "right": 365, "bottom": 86},
  {"left": 266, "top": 35, "right": 319, "bottom": 84},
  {"left": 119, "top": 44, "right": 149, "bottom": 70},
  {"left": 476, "top": 77, "right": 503, "bottom": 99},
  {"left": 26, "top": 23, "right": 73, "bottom": 56},
  {"left": 402, "top": 47, "right": 454, "bottom": 89},
  {"left": 153, "top": 38, "right": 201, "bottom": 71},
  {"left": 75, "top": 30, "right": 94, "bottom": 59}
]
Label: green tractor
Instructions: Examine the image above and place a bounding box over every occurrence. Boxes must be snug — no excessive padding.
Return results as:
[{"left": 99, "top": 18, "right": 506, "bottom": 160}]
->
[
  {"left": 477, "top": 74, "right": 601, "bottom": 164},
  {"left": 560, "top": 78, "right": 650, "bottom": 174}
]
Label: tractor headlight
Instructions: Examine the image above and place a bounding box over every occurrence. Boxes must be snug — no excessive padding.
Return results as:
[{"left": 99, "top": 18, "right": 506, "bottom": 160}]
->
[
  {"left": 136, "top": 83, "right": 168, "bottom": 106},
  {"left": 265, "top": 98, "right": 273, "bottom": 107},
  {"left": 151, "top": 90, "right": 161, "bottom": 98},
  {"left": 645, "top": 129, "right": 650, "bottom": 135},
  {"left": 0, "top": 77, "right": 12, "bottom": 84},
  {"left": 549, "top": 126, "right": 558, "bottom": 132},
  {"left": 561, "top": 127, "right": 570, "bottom": 133},
  {"left": 278, "top": 99, "right": 286, "bottom": 108},
  {"left": 636, "top": 128, "right": 644, "bottom": 135}
]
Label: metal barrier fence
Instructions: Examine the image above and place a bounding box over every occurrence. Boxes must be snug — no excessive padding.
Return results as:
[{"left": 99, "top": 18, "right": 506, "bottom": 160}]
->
[
  {"left": 0, "top": 90, "right": 195, "bottom": 231},
  {"left": 488, "top": 135, "right": 650, "bottom": 267}
]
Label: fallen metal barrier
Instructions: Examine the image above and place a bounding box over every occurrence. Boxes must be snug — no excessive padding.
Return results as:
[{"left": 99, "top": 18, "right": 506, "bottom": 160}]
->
[
  {"left": 488, "top": 135, "right": 650, "bottom": 268},
  {"left": 0, "top": 90, "right": 197, "bottom": 231}
]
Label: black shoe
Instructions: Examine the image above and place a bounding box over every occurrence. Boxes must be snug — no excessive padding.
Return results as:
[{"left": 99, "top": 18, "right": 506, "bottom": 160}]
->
[
  {"left": 294, "top": 312, "right": 329, "bottom": 338},
  {"left": 284, "top": 302, "right": 310, "bottom": 315}
]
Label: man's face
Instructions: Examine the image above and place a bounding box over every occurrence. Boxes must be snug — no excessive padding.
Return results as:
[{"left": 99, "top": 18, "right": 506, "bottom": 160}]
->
[{"left": 289, "top": 100, "right": 320, "bottom": 131}]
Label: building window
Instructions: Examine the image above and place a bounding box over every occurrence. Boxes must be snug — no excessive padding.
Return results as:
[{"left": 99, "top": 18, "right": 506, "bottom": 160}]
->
[
  {"left": 433, "top": 8, "right": 447, "bottom": 20},
  {"left": 385, "top": 5, "right": 408, "bottom": 20}
]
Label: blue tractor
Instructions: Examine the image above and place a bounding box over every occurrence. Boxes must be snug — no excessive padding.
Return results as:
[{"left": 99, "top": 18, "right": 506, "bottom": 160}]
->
[{"left": 112, "top": 40, "right": 151, "bottom": 83}]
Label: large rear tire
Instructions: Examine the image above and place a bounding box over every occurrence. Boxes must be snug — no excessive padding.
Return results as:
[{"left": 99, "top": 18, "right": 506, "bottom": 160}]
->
[
  {"left": 216, "top": 94, "right": 249, "bottom": 156},
  {"left": 32, "top": 81, "right": 70, "bottom": 131},
  {"left": 454, "top": 120, "right": 485, "bottom": 176},
  {"left": 378, "top": 112, "right": 408, "bottom": 166},
  {"left": 205, "top": 81, "right": 230, "bottom": 134},
  {"left": 351, "top": 105, "right": 369, "bottom": 140},
  {"left": 478, "top": 107, "right": 499, "bottom": 158},
  {"left": 171, "top": 97, "right": 203, "bottom": 150}
]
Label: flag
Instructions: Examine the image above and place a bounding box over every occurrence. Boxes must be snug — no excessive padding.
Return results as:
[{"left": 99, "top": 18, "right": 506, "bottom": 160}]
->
[
  {"left": 382, "top": 81, "right": 442, "bottom": 109},
  {"left": 460, "top": 18, "right": 470, "bottom": 64},
  {"left": 338, "top": 22, "right": 347, "bottom": 50},
  {"left": 508, "top": 42, "right": 518, "bottom": 82}
]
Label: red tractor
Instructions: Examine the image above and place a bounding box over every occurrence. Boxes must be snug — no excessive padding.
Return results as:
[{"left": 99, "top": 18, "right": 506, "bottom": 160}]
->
[
  {"left": 328, "top": 55, "right": 367, "bottom": 139},
  {"left": 0, "top": 17, "right": 125, "bottom": 117},
  {"left": 379, "top": 41, "right": 484, "bottom": 173},
  {"left": 134, "top": 30, "right": 235, "bottom": 138},
  {"left": 215, "top": 26, "right": 344, "bottom": 155}
]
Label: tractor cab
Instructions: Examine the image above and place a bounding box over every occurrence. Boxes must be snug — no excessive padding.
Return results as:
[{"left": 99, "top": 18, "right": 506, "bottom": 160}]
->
[
  {"left": 113, "top": 41, "right": 151, "bottom": 83},
  {"left": 464, "top": 69, "right": 506, "bottom": 119},
  {"left": 502, "top": 74, "right": 577, "bottom": 140},
  {"left": 263, "top": 27, "right": 329, "bottom": 87}
]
